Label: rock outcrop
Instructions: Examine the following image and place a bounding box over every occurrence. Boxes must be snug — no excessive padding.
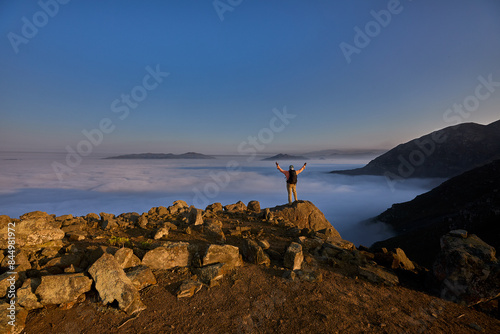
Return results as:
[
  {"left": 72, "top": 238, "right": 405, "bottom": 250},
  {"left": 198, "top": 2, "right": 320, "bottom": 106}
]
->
[
  {"left": 432, "top": 230, "right": 500, "bottom": 306},
  {"left": 270, "top": 200, "right": 339, "bottom": 236}
]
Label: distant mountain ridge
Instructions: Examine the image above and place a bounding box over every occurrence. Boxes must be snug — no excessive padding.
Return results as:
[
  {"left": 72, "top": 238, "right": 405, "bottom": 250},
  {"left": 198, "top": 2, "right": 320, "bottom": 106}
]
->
[
  {"left": 261, "top": 153, "right": 308, "bottom": 161},
  {"left": 332, "top": 120, "right": 500, "bottom": 178},
  {"left": 106, "top": 152, "right": 215, "bottom": 159}
]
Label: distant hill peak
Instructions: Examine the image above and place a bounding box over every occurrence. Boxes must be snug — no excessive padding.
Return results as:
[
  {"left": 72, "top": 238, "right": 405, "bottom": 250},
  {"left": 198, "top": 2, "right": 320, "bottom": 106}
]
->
[
  {"left": 261, "top": 153, "right": 308, "bottom": 161},
  {"left": 332, "top": 119, "right": 500, "bottom": 178},
  {"left": 105, "top": 152, "right": 215, "bottom": 159}
]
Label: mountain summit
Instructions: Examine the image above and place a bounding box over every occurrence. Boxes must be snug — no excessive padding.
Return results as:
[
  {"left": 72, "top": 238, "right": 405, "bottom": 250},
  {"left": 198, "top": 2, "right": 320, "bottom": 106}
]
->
[{"left": 332, "top": 120, "right": 500, "bottom": 178}]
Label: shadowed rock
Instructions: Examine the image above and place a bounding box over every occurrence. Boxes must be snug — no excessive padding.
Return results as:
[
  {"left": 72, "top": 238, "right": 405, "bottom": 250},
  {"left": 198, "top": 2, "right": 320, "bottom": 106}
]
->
[{"left": 88, "top": 253, "right": 146, "bottom": 315}]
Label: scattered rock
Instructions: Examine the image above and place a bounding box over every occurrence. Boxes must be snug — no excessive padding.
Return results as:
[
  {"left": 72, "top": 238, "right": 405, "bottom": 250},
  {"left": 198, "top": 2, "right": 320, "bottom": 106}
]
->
[
  {"left": 114, "top": 248, "right": 141, "bottom": 269},
  {"left": 284, "top": 242, "right": 304, "bottom": 270},
  {"left": 137, "top": 214, "right": 148, "bottom": 229},
  {"left": 16, "top": 278, "right": 42, "bottom": 311},
  {"left": 433, "top": 231, "right": 500, "bottom": 306},
  {"left": 142, "top": 242, "right": 191, "bottom": 270},
  {"left": 0, "top": 212, "right": 65, "bottom": 248},
  {"left": 177, "top": 279, "right": 203, "bottom": 299},
  {"left": 192, "top": 263, "right": 225, "bottom": 286},
  {"left": 188, "top": 206, "right": 204, "bottom": 225},
  {"left": 88, "top": 253, "right": 146, "bottom": 314},
  {"left": 201, "top": 244, "right": 243, "bottom": 269},
  {"left": 242, "top": 239, "right": 270, "bottom": 266},
  {"left": 247, "top": 201, "right": 261, "bottom": 213},
  {"left": 0, "top": 272, "right": 18, "bottom": 299},
  {"left": 0, "top": 300, "right": 28, "bottom": 334},
  {"left": 43, "top": 254, "right": 82, "bottom": 270},
  {"left": 203, "top": 222, "right": 226, "bottom": 244},
  {"left": 35, "top": 273, "right": 92, "bottom": 305},
  {"left": 206, "top": 202, "right": 223, "bottom": 213},
  {"left": 169, "top": 200, "right": 189, "bottom": 215},
  {"left": 224, "top": 201, "right": 247, "bottom": 213},
  {"left": 125, "top": 266, "right": 157, "bottom": 290},
  {"left": 154, "top": 227, "right": 170, "bottom": 240}
]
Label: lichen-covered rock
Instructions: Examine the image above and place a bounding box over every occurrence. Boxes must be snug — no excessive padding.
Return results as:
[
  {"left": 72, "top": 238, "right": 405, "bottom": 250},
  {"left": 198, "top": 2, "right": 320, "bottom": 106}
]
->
[
  {"left": 17, "top": 278, "right": 42, "bottom": 310},
  {"left": 125, "top": 266, "right": 157, "bottom": 290},
  {"left": 202, "top": 244, "right": 242, "bottom": 269},
  {"left": 142, "top": 242, "right": 190, "bottom": 270},
  {"left": 88, "top": 253, "right": 146, "bottom": 314},
  {"left": 114, "top": 248, "right": 141, "bottom": 269},
  {"left": 269, "top": 201, "right": 340, "bottom": 236},
  {"left": 283, "top": 242, "right": 303, "bottom": 270},
  {"left": 224, "top": 201, "right": 247, "bottom": 213},
  {"left": 203, "top": 222, "right": 226, "bottom": 244},
  {"left": 0, "top": 212, "right": 65, "bottom": 248},
  {"left": 35, "top": 273, "right": 92, "bottom": 305}
]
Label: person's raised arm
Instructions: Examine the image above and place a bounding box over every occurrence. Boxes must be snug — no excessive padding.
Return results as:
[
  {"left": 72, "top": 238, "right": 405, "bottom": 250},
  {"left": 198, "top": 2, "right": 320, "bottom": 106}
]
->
[
  {"left": 276, "top": 162, "right": 286, "bottom": 174},
  {"left": 297, "top": 162, "right": 307, "bottom": 174}
]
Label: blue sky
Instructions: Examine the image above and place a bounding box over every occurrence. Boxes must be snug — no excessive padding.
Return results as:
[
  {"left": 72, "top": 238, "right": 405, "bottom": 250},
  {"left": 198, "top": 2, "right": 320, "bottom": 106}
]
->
[{"left": 1, "top": 0, "right": 499, "bottom": 155}]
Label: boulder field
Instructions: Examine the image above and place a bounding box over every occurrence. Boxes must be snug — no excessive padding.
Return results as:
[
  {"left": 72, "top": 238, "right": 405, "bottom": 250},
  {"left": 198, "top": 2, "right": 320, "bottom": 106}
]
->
[{"left": 0, "top": 200, "right": 499, "bottom": 333}]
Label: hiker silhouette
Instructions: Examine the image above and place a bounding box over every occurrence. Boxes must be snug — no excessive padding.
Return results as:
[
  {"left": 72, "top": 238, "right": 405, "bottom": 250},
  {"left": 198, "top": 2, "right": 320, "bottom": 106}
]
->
[{"left": 276, "top": 162, "right": 307, "bottom": 204}]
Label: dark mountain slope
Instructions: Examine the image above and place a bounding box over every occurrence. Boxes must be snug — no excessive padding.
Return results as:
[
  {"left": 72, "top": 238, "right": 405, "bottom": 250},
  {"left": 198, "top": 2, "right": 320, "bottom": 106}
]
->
[
  {"left": 371, "top": 159, "right": 500, "bottom": 267},
  {"left": 333, "top": 120, "right": 500, "bottom": 178}
]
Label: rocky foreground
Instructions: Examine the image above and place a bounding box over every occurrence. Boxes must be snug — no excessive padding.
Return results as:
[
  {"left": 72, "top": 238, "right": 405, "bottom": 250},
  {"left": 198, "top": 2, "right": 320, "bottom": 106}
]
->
[{"left": 1, "top": 200, "right": 499, "bottom": 333}]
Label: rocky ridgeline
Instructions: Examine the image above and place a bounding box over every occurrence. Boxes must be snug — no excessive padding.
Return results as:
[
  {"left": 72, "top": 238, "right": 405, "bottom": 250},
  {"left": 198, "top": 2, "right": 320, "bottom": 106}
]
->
[{"left": 0, "top": 200, "right": 498, "bottom": 333}]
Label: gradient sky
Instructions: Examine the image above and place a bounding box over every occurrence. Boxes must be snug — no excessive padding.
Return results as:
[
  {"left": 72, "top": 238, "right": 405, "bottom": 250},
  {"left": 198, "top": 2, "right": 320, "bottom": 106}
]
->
[{"left": 1, "top": 0, "right": 499, "bottom": 155}]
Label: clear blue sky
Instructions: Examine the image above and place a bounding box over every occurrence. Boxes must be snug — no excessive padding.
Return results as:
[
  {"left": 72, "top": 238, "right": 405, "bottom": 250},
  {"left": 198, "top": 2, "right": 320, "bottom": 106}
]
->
[{"left": 1, "top": 0, "right": 499, "bottom": 155}]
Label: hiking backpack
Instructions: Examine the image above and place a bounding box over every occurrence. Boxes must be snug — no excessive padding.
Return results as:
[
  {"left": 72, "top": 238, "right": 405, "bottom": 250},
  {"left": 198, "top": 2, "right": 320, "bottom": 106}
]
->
[{"left": 287, "top": 170, "right": 297, "bottom": 184}]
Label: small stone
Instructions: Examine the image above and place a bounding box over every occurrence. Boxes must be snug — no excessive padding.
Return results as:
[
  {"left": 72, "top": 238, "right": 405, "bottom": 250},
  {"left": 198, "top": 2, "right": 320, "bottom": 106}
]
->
[
  {"left": 126, "top": 266, "right": 157, "bottom": 290},
  {"left": 247, "top": 200, "right": 261, "bottom": 213},
  {"left": 154, "top": 227, "right": 170, "bottom": 240},
  {"left": 449, "top": 229, "right": 468, "bottom": 238},
  {"left": 284, "top": 242, "right": 303, "bottom": 270},
  {"left": 177, "top": 279, "right": 203, "bottom": 298},
  {"left": 114, "top": 248, "right": 141, "bottom": 269}
]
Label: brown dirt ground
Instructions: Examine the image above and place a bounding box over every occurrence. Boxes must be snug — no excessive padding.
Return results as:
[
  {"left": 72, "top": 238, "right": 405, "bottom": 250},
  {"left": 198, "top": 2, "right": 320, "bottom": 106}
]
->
[{"left": 24, "top": 263, "right": 500, "bottom": 334}]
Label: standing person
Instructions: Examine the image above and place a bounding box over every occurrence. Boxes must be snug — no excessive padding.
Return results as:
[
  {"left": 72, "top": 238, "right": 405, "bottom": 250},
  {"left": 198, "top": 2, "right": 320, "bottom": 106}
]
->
[{"left": 276, "top": 162, "right": 307, "bottom": 204}]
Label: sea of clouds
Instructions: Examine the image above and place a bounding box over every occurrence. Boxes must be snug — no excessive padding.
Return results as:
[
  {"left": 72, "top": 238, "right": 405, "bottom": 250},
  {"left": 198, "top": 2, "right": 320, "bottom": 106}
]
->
[{"left": 0, "top": 152, "right": 444, "bottom": 246}]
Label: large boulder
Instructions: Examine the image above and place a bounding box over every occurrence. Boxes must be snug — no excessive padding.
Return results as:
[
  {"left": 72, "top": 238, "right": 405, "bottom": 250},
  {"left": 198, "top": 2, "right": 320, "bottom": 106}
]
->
[
  {"left": 35, "top": 273, "right": 92, "bottom": 305},
  {"left": 269, "top": 201, "right": 340, "bottom": 236},
  {"left": 88, "top": 254, "right": 146, "bottom": 315},
  {"left": 432, "top": 230, "right": 500, "bottom": 306},
  {"left": 141, "top": 242, "right": 190, "bottom": 270},
  {"left": 201, "top": 244, "right": 242, "bottom": 269},
  {"left": 0, "top": 212, "right": 65, "bottom": 248}
]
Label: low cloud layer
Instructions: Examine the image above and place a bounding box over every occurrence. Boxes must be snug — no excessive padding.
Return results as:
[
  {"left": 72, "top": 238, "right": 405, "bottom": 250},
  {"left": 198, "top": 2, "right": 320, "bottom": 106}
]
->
[{"left": 0, "top": 153, "right": 443, "bottom": 246}]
